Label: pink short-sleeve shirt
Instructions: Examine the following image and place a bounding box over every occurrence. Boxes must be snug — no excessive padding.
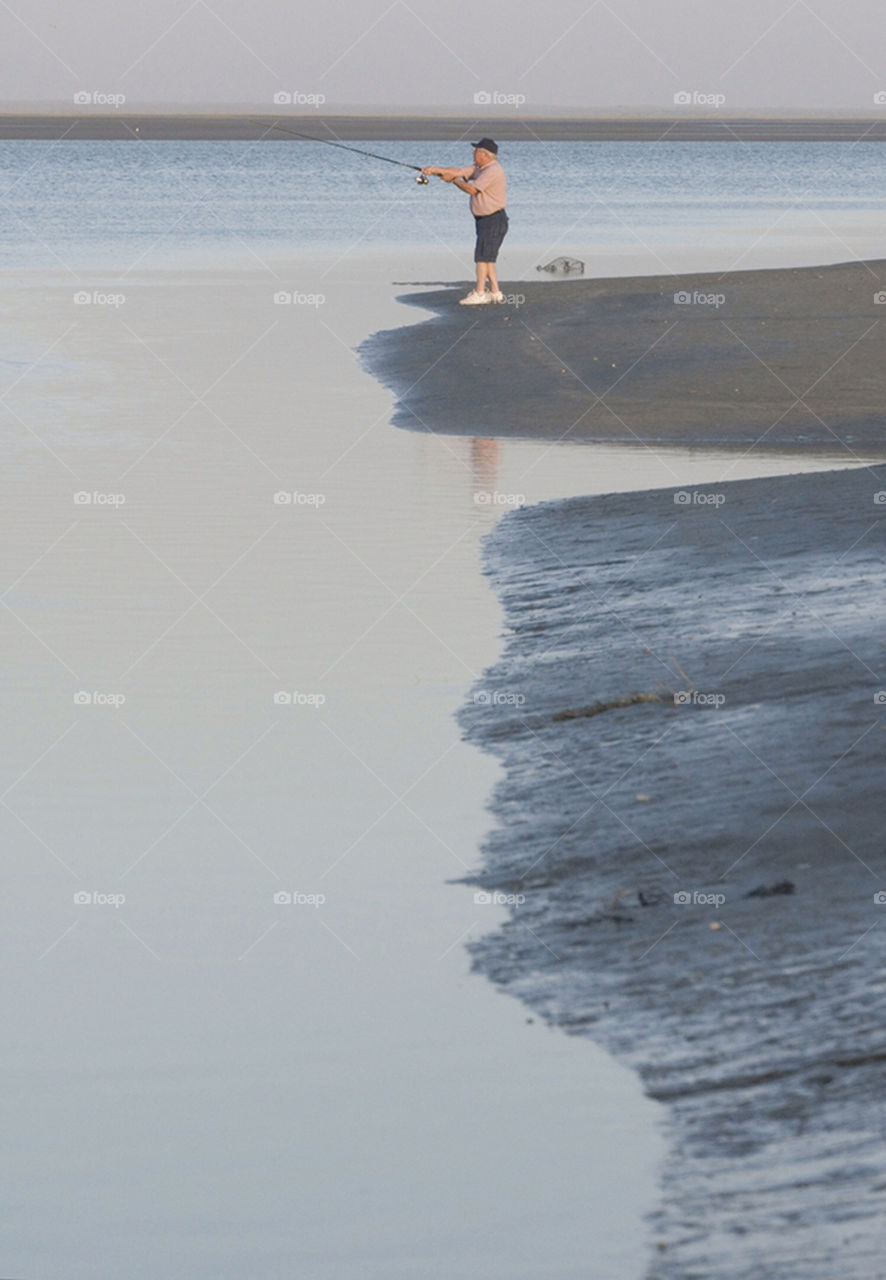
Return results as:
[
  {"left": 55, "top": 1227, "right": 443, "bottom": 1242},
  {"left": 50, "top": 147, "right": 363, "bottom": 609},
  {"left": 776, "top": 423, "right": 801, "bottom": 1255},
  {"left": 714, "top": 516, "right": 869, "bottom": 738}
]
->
[{"left": 458, "top": 159, "right": 507, "bottom": 216}]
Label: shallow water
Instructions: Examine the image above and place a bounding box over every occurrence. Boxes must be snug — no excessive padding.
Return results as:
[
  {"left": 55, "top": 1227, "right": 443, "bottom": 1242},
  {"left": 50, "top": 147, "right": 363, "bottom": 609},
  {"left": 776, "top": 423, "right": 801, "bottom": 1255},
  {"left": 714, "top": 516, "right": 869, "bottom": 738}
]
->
[
  {"left": 3, "top": 137, "right": 886, "bottom": 272},
  {"left": 3, "top": 132, "right": 885, "bottom": 1276},
  {"left": 3, "top": 263, "right": 670, "bottom": 1280},
  {"left": 4, "top": 256, "right": 879, "bottom": 1278}
]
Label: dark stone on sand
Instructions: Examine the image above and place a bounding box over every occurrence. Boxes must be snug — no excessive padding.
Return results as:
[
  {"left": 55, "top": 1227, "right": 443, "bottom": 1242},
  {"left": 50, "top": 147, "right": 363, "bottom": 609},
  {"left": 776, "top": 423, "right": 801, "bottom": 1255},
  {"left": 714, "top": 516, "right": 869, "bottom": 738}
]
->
[
  {"left": 537, "top": 256, "right": 585, "bottom": 274},
  {"left": 745, "top": 880, "right": 796, "bottom": 897},
  {"left": 553, "top": 691, "right": 663, "bottom": 720}
]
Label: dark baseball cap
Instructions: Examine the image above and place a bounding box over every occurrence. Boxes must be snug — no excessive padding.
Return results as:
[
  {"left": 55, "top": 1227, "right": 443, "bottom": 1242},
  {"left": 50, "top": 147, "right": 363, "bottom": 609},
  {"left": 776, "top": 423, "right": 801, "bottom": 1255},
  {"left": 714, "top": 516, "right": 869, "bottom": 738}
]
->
[{"left": 471, "top": 137, "right": 498, "bottom": 154}]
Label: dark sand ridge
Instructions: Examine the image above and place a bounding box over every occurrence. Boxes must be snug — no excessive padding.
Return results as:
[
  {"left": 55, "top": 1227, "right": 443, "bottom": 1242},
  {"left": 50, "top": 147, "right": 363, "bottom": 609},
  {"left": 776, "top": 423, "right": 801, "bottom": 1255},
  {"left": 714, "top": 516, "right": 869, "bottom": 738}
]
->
[
  {"left": 361, "top": 258, "right": 886, "bottom": 454},
  {"left": 456, "top": 464, "right": 886, "bottom": 1278},
  {"left": 5, "top": 115, "right": 886, "bottom": 140}
]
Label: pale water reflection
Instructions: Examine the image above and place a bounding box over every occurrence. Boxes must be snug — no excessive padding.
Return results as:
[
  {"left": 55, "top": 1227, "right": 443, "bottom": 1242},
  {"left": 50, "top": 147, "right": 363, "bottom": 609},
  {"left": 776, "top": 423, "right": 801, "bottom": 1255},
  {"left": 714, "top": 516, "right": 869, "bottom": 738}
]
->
[{"left": 2, "top": 261, "right": 878, "bottom": 1280}]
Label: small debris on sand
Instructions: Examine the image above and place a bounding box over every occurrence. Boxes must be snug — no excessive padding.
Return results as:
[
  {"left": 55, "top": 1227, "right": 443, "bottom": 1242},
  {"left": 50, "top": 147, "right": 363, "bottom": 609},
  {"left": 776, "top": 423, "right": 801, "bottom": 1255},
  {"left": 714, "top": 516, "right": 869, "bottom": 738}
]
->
[{"left": 745, "top": 880, "right": 796, "bottom": 898}]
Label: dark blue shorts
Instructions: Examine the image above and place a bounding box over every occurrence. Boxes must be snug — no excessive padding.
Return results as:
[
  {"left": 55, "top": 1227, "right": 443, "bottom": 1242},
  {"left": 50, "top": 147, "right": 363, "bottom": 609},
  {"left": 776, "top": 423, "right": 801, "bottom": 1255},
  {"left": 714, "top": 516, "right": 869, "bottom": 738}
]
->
[{"left": 474, "top": 209, "right": 508, "bottom": 262}]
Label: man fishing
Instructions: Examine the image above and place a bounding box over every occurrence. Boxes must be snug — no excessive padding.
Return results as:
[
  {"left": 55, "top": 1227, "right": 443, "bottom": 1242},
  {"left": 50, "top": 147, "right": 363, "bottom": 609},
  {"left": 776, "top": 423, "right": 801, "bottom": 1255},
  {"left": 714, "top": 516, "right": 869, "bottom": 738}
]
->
[{"left": 422, "top": 138, "right": 508, "bottom": 305}]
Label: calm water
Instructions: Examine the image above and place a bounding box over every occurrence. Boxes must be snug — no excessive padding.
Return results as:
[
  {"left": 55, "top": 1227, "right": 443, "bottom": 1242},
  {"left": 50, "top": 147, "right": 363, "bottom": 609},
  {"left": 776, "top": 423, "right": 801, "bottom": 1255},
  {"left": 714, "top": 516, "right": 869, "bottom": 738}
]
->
[
  {"left": 2, "top": 138, "right": 886, "bottom": 268},
  {"left": 1, "top": 139, "right": 882, "bottom": 1278}
]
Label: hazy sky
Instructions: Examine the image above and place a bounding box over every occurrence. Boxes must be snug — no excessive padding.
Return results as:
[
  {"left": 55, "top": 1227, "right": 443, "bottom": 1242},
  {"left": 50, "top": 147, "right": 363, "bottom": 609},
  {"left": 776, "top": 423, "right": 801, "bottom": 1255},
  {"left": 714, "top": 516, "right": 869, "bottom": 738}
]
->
[{"left": 3, "top": 0, "right": 886, "bottom": 112}]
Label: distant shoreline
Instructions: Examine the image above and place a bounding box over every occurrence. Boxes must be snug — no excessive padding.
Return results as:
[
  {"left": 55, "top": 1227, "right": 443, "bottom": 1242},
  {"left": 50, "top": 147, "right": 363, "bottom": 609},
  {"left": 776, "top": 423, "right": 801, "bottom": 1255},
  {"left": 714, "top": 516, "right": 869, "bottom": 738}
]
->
[{"left": 4, "top": 114, "right": 886, "bottom": 141}]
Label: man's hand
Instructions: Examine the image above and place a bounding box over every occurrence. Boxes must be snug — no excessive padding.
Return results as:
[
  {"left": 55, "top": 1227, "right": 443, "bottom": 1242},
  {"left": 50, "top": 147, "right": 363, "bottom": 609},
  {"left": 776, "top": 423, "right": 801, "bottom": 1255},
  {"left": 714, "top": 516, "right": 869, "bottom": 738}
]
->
[{"left": 423, "top": 166, "right": 468, "bottom": 184}]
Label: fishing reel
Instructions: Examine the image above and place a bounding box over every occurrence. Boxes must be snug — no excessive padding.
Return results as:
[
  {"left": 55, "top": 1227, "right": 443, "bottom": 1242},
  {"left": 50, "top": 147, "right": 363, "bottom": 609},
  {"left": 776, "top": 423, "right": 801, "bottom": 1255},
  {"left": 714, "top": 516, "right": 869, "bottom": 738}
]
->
[{"left": 415, "top": 173, "right": 429, "bottom": 184}]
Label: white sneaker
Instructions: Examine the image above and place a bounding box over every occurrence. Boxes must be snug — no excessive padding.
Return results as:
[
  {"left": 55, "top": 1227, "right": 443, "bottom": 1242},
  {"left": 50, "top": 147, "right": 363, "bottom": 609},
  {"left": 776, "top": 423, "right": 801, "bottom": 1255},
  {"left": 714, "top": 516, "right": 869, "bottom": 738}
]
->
[
  {"left": 459, "top": 290, "right": 491, "bottom": 306},
  {"left": 489, "top": 291, "right": 505, "bottom": 303}
]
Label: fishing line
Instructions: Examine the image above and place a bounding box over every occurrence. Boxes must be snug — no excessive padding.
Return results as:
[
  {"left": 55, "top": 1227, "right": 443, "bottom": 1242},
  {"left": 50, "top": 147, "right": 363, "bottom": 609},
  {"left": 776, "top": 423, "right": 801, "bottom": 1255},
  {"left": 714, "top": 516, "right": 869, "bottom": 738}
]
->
[{"left": 272, "top": 124, "right": 430, "bottom": 183}]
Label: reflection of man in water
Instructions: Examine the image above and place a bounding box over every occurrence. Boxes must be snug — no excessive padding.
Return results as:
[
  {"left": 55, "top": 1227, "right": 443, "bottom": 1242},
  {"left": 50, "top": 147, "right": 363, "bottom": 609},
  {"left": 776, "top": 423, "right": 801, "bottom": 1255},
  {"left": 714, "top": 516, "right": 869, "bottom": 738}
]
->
[
  {"left": 422, "top": 138, "right": 508, "bottom": 306},
  {"left": 471, "top": 437, "right": 502, "bottom": 494}
]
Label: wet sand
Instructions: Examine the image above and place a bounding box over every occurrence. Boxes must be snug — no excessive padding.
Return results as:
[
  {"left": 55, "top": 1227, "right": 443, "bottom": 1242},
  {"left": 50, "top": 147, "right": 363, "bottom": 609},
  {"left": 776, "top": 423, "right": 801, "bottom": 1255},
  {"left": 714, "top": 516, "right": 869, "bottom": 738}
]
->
[
  {"left": 359, "top": 251, "right": 886, "bottom": 1274},
  {"left": 358, "top": 249, "right": 886, "bottom": 1269},
  {"left": 455, "top": 462, "right": 886, "bottom": 1277},
  {"left": 362, "top": 258, "right": 886, "bottom": 454}
]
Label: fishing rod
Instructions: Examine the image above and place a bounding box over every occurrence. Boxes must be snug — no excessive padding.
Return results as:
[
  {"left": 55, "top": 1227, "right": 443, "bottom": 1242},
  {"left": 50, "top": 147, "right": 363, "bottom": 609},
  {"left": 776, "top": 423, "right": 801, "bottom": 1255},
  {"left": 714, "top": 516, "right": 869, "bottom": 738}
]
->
[{"left": 272, "top": 124, "right": 430, "bottom": 183}]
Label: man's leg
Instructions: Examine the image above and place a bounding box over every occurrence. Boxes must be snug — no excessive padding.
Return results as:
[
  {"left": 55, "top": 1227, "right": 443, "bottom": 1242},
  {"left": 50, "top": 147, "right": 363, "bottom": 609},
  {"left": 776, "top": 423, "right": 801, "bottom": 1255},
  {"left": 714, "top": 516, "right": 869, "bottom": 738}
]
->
[
  {"left": 487, "top": 212, "right": 507, "bottom": 299},
  {"left": 460, "top": 222, "right": 494, "bottom": 303},
  {"left": 461, "top": 262, "right": 491, "bottom": 303}
]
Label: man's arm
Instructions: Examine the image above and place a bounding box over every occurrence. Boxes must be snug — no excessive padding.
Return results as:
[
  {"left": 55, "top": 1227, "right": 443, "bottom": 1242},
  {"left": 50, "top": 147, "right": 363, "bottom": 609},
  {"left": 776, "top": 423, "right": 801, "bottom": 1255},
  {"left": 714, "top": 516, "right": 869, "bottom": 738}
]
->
[{"left": 422, "top": 165, "right": 477, "bottom": 192}]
